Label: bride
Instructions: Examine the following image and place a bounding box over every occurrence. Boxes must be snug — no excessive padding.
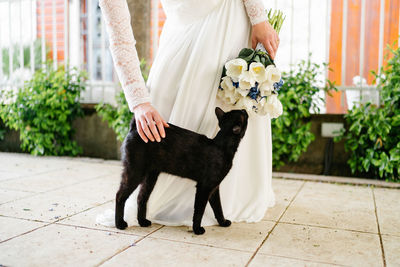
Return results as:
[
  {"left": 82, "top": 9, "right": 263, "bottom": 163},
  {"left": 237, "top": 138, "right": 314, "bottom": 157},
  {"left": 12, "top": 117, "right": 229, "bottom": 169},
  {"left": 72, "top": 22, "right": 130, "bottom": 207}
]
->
[{"left": 97, "top": 0, "right": 279, "bottom": 227}]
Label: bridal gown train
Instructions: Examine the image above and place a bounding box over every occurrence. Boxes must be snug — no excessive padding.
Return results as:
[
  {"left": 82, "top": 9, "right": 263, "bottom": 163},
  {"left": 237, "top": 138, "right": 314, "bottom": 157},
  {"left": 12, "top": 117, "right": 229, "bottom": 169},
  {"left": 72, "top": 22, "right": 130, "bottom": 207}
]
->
[{"left": 97, "top": 0, "right": 275, "bottom": 227}]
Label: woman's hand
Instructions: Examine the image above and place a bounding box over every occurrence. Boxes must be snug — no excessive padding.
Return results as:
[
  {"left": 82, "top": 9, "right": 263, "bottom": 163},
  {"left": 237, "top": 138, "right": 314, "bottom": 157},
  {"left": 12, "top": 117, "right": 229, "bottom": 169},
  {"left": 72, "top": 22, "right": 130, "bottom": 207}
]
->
[
  {"left": 251, "top": 21, "right": 280, "bottom": 59},
  {"left": 133, "top": 102, "right": 169, "bottom": 143}
]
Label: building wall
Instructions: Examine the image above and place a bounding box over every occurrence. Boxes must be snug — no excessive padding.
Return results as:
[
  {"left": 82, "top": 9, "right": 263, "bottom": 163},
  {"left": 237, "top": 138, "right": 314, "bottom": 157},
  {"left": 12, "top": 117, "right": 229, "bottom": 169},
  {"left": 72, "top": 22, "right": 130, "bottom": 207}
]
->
[
  {"left": 327, "top": 0, "right": 400, "bottom": 114},
  {"left": 36, "top": 0, "right": 66, "bottom": 62}
]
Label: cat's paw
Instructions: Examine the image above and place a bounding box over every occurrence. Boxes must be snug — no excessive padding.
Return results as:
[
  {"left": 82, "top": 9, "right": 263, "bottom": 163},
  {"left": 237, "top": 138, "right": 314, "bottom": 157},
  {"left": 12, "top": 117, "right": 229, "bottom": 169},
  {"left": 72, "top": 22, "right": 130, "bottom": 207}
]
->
[
  {"left": 138, "top": 218, "right": 152, "bottom": 227},
  {"left": 193, "top": 226, "right": 205, "bottom": 235},
  {"left": 116, "top": 219, "right": 128, "bottom": 230},
  {"left": 219, "top": 219, "right": 231, "bottom": 227}
]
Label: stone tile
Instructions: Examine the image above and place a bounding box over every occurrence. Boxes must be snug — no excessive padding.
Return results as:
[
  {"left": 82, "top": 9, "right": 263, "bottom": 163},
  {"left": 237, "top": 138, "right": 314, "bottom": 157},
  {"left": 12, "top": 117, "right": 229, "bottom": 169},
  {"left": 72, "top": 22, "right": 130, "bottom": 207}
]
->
[
  {"left": 263, "top": 179, "right": 304, "bottom": 221},
  {"left": 281, "top": 182, "right": 377, "bottom": 233},
  {"left": 382, "top": 235, "right": 400, "bottom": 267},
  {"left": 374, "top": 188, "right": 400, "bottom": 236},
  {"left": 0, "top": 188, "right": 34, "bottom": 204},
  {"left": 0, "top": 175, "right": 118, "bottom": 222},
  {"left": 0, "top": 216, "right": 46, "bottom": 242},
  {"left": 0, "top": 157, "right": 62, "bottom": 181},
  {"left": 0, "top": 167, "right": 116, "bottom": 193},
  {"left": 101, "top": 237, "right": 252, "bottom": 267},
  {"left": 259, "top": 223, "right": 382, "bottom": 266},
  {"left": 150, "top": 220, "right": 274, "bottom": 252},
  {"left": 249, "top": 253, "right": 337, "bottom": 267},
  {"left": 57, "top": 201, "right": 163, "bottom": 237},
  {"left": 0, "top": 224, "right": 139, "bottom": 267}
]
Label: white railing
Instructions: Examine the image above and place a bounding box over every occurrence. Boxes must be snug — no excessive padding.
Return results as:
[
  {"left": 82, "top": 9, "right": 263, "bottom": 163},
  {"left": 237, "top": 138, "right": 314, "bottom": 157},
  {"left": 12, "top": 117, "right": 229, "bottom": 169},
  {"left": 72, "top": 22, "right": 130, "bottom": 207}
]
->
[
  {"left": 0, "top": 0, "right": 119, "bottom": 105},
  {"left": 0, "top": 0, "right": 396, "bottom": 110}
]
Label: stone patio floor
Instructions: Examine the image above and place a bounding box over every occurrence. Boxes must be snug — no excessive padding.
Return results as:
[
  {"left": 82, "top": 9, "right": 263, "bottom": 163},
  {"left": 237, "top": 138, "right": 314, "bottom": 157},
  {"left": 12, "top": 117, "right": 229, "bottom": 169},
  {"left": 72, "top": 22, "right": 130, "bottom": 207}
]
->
[{"left": 0, "top": 152, "right": 399, "bottom": 267}]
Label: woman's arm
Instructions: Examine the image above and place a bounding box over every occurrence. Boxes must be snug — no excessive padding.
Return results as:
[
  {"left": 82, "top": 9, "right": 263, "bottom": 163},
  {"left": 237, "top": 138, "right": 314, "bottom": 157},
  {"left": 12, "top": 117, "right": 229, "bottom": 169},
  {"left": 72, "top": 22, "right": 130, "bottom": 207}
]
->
[
  {"left": 243, "top": 0, "right": 280, "bottom": 59},
  {"left": 99, "top": 0, "right": 150, "bottom": 111},
  {"left": 99, "top": 0, "right": 168, "bottom": 143}
]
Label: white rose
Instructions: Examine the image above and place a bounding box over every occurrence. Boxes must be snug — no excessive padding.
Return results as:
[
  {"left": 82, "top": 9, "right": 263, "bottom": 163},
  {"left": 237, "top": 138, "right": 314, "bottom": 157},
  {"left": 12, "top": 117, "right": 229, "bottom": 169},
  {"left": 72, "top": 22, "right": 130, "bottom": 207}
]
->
[
  {"left": 238, "top": 70, "right": 255, "bottom": 90},
  {"left": 225, "top": 88, "right": 240, "bottom": 104},
  {"left": 218, "top": 80, "right": 240, "bottom": 105},
  {"left": 225, "top": 58, "right": 247, "bottom": 79},
  {"left": 263, "top": 94, "right": 283, "bottom": 118},
  {"left": 259, "top": 82, "right": 273, "bottom": 97},
  {"left": 265, "top": 65, "right": 281, "bottom": 84},
  {"left": 255, "top": 101, "right": 267, "bottom": 116},
  {"left": 249, "top": 62, "right": 267, "bottom": 83},
  {"left": 237, "top": 97, "right": 255, "bottom": 112},
  {"left": 220, "top": 76, "right": 235, "bottom": 92}
]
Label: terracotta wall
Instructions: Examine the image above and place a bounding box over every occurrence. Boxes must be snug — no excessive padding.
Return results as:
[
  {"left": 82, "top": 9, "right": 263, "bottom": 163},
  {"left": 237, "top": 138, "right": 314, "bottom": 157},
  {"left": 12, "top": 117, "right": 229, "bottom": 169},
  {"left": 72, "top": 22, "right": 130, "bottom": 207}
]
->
[
  {"left": 326, "top": 0, "right": 399, "bottom": 114},
  {"left": 36, "top": 0, "right": 66, "bottom": 62}
]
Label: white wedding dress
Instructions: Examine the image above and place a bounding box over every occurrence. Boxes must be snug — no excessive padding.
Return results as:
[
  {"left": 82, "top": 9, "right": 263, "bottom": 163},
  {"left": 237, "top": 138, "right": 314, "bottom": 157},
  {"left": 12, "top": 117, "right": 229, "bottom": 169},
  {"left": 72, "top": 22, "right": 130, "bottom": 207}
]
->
[{"left": 97, "top": 0, "right": 275, "bottom": 227}]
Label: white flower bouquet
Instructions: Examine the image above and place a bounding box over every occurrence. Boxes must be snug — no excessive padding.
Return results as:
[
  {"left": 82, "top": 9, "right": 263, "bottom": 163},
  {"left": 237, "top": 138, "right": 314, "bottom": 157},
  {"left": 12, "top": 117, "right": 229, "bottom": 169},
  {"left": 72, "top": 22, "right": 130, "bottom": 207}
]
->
[{"left": 217, "top": 10, "right": 285, "bottom": 118}]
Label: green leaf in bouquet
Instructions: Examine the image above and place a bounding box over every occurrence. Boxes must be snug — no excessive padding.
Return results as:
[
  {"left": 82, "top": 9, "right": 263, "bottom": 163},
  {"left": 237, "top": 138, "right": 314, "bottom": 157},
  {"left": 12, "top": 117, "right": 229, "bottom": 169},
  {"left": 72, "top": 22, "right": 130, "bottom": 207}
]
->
[
  {"left": 238, "top": 48, "right": 255, "bottom": 62},
  {"left": 260, "top": 56, "right": 266, "bottom": 65}
]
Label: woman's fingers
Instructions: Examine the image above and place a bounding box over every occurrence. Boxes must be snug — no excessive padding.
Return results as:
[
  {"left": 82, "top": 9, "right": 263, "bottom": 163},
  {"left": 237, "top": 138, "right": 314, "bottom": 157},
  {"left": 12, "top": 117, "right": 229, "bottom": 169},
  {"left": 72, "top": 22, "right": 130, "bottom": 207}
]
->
[
  {"left": 145, "top": 114, "right": 161, "bottom": 142},
  {"left": 154, "top": 115, "right": 166, "bottom": 139},
  {"left": 252, "top": 37, "right": 257, "bottom": 49},
  {"left": 264, "top": 41, "right": 275, "bottom": 59},
  {"left": 136, "top": 119, "right": 148, "bottom": 143},
  {"left": 163, "top": 119, "right": 169, "bottom": 128},
  {"left": 140, "top": 116, "right": 155, "bottom": 142}
]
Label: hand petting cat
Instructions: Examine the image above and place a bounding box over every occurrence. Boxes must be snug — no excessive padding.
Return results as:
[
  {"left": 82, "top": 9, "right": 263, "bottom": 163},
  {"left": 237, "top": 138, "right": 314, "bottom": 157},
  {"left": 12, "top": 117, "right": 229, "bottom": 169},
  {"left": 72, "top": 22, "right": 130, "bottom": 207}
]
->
[{"left": 133, "top": 102, "right": 169, "bottom": 143}]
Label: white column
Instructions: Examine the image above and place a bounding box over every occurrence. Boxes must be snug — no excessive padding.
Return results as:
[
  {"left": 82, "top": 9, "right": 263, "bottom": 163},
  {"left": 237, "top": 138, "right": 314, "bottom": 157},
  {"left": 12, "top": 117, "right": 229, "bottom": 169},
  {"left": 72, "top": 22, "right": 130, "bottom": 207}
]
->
[
  {"left": 68, "top": 0, "right": 80, "bottom": 68},
  {"left": 64, "top": 0, "right": 69, "bottom": 66},
  {"left": 8, "top": 0, "right": 13, "bottom": 78},
  {"left": 41, "top": 0, "right": 45, "bottom": 66},
  {"left": 30, "top": 0, "right": 35, "bottom": 73},
  {"left": 52, "top": 0, "right": 57, "bottom": 68},
  {"left": 19, "top": 0, "right": 24, "bottom": 71}
]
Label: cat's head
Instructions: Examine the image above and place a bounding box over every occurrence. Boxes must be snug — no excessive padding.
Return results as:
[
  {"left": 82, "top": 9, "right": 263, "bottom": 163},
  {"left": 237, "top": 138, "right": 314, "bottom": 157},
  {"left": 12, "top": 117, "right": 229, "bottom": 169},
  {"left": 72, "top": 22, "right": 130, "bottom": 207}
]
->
[{"left": 215, "top": 107, "right": 248, "bottom": 138}]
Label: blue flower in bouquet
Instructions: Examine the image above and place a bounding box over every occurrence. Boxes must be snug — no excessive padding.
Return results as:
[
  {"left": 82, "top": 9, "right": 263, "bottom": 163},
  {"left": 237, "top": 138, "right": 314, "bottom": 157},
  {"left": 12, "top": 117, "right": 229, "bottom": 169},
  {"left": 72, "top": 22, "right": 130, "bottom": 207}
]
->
[
  {"left": 248, "top": 83, "right": 260, "bottom": 100},
  {"left": 273, "top": 79, "right": 284, "bottom": 91}
]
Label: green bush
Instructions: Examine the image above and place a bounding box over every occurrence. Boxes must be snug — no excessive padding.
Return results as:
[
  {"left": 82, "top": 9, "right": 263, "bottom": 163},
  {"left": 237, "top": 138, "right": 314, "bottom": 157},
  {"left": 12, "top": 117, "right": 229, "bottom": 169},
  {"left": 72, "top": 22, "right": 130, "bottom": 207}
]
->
[
  {"left": 334, "top": 46, "right": 400, "bottom": 181},
  {"left": 0, "top": 64, "right": 87, "bottom": 156},
  {"left": 96, "top": 59, "right": 148, "bottom": 142},
  {"left": 272, "top": 59, "right": 336, "bottom": 169}
]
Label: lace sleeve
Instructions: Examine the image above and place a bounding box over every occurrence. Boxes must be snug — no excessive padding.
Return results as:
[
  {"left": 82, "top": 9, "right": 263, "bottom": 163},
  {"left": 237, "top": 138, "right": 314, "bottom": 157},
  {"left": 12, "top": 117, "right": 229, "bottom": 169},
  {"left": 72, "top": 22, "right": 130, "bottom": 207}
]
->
[
  {"left": 243, "top": 0, "right": 267, "bottom": 25},
  {"left": 99, "top": 0, "right": 150, "bottom": 112}
]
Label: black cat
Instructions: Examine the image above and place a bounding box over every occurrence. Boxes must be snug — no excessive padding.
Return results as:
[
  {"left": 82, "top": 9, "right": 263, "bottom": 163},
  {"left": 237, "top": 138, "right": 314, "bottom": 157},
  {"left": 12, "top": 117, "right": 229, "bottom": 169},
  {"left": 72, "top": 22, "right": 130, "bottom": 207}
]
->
[{"left": 115, "top": 107, "right": 249, "bottom": 235}]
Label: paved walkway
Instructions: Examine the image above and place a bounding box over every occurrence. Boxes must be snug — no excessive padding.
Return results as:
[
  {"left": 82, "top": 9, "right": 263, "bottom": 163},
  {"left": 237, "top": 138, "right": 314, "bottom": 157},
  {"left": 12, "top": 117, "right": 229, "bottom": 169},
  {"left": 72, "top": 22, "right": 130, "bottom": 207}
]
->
[{"left": 0, "top": 152, "right": 399, "bottom": 267}]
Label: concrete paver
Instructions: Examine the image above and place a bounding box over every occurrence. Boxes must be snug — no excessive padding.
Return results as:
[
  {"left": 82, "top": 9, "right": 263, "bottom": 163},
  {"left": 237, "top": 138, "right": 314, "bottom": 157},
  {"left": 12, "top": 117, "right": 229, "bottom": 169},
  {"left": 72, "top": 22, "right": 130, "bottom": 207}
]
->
[
  {"left": 101, "top": 237, "right": 253, "bottom": 267},
  {"left": 382, "top": 235, "right": 400, "bottom": 267},
  {"left": 0, "top": 216, "right": 47, "bottom": 242},
  {"left": 281, "top": 182, "right": 378, "bottom": 233},
  {"left": 150, "top": 221, "right": 275, "bottom": 252},
  {"left": 57, "top": 201, "right": 164, "bottom": 237},
  {"left": 0, "top": 152, "right": 399, "bottom": 266},
  {"left": 374, "top": 188, "right": 400, "bottom": 237},
  {"left": 262, "top": 179, "right": 304, "bottom": 221},
  {"left": 0, "top": 224, "right": 139, "bottom": 267},
  {"left": 258, "top": 223, "right": 383, "bottom": 266}
]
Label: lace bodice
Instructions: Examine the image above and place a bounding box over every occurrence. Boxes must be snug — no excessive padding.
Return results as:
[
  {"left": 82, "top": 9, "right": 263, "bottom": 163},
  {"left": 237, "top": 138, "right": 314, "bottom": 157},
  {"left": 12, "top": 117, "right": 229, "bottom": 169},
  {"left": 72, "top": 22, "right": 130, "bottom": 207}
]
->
[{"left": 99, "top": 0, "right": 266, "bottom": 112}]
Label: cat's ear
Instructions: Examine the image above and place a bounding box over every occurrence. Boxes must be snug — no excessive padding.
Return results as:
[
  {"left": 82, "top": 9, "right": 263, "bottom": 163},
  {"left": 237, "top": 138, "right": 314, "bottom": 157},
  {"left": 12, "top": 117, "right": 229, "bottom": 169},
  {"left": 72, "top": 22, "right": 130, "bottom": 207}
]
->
[
  {"left": 215, "top": 107, "right": 225, "bottom": 121},
  {"left": 232, "top": 125, "right": 241, "bottom": 134}
]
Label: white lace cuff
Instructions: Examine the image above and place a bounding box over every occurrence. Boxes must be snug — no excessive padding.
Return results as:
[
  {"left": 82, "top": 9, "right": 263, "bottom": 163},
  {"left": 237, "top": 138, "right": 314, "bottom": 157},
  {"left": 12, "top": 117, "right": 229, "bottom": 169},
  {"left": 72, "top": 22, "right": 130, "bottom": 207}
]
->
[
  {"left": 243, "top": 0, "right": 267, "bottom": 25},
  {"left": 99, "top": 0, "right": 150, "bottom": 112}
]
